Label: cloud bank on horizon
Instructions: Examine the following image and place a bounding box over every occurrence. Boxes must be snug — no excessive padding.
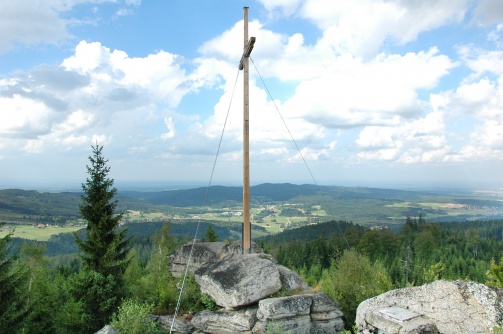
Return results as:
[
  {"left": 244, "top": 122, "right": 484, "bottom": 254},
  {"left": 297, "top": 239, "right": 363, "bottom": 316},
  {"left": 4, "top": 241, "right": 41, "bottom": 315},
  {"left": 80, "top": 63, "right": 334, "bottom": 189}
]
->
[{"left": 1, "top": 0, "right": 503, "bottom": 189}]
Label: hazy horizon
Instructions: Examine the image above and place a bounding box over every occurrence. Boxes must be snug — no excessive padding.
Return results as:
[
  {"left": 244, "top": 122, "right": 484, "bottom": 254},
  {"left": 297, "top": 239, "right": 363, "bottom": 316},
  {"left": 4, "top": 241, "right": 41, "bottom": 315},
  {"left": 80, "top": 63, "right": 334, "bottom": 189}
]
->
[{"left": 2, "top": 178, "right": 503, "bottom": 195}]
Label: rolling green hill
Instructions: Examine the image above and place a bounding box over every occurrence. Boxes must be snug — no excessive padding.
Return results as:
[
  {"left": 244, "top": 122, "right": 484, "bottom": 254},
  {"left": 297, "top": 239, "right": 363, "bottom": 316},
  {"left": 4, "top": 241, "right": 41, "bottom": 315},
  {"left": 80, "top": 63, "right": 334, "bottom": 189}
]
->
[{"left": 1, "top": 183, "right": 503, "bottom": 227}]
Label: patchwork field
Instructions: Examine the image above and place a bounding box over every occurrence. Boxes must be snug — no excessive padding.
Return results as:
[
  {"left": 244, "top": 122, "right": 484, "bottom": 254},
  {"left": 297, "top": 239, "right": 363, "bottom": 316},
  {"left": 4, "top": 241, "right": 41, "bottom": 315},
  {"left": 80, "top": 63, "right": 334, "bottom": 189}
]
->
[{"left": 0, "top": 223, "right": 82, "bottom": 241}]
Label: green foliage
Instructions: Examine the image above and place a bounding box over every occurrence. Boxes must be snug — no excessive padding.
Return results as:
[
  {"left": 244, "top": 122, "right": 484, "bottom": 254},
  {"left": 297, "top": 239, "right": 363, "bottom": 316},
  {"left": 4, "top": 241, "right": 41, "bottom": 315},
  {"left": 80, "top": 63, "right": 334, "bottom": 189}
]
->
[
  {"left": 143, "top": 271, "right": 210, "bottom": 315},
  {"left": 128, "top": 221, "right": 211, "bottom": 315},
  {"left": 111, "top": 299, "right": 164, "bottom": 334},
  {"left": 123, "top": 249, "right": 146, "bottom": 300},
  {"left": 486, "top": 257, "right": 503, "bottom": 288},
  {"left": 140, "top": 222, "right": 178, "bottom": 313},
  {"left": 18, "top": 241, "right": 59, "bottom": 334},
  {"left": 265, "top": 320, "right": 292, "bottom": 334},
  {"left": 57, "top": 287, "right": 86, "bottom": 334},
  {"left": 65, "top": 270, "right": 121, "bottom": 333},
  {"left": 423, "top": 262, "right": 444, "bottom": 283},
  {"left": 177, "top": 273, "right": 206, "bottom": 313},
  {"left": 274, "top": 231, "right": 349, "bottom": 271},
  {"left": 319, "top": 249, "right": 393, "bottom": 328},
  {"left": 357, "top": 228, "right": 401, "bottom": 262},
  {"left": 341, "top": 323, "right": 359, "bottom": 334},
  {"left": 0, "top": 226, "right": 29, "bottom": 333},
  {"left": 300, "top": 261, "right": 323, "bottom": 286},
  {"left": 200, "top": 293, "right": 217, "bottom": 311},
  {"left": 493, "top": 325, "right": 503, "bottom": 334},
  {"left": 204, "top": 224, "right": 218, "bottom": 242}
]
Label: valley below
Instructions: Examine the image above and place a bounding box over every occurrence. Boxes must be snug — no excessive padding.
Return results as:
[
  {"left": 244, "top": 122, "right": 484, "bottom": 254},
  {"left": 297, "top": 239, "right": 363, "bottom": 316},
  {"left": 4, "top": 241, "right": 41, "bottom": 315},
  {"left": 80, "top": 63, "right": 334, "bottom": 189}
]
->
[{"left": 2, "top": 183, "right": 503, "bottom": 241}]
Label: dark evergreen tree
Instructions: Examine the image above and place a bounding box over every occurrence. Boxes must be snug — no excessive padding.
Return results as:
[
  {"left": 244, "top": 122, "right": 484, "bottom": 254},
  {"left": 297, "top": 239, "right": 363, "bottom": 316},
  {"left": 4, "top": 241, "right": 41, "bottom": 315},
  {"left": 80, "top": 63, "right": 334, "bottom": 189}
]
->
[
  {"left": 72, "top": 144, "right": 131, "bottom": 332},
  {"left": 204, "top": 224, "right": 218, "bottom": 242},
  {"left": 401, "top": 215, "right": 418, "bottom": 245},
  {"left": 0, "top": 225, "right": 29, "bottom": 333},
  {"left": 76, "top": 144, "right": 131, "bottom": 276}
]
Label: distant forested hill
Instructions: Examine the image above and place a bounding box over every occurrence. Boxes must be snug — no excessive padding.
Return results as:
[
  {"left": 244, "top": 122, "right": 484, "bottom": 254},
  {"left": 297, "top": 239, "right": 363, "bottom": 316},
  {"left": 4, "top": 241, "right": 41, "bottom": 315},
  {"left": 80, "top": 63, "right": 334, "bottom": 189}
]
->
[
  {"left": 122, "top": 183, "right": 438, "bottom": 207},
  {"left": 0, "top": 189, "right": 158, "bottom": 218},
  {"left": 2, "top": 184, "right": 503, "bottom": 223},
  {"left": 121, "top": 183, "right": 320, "bottom": 206},
  {"left": 0, "top": 189, "right": 81, "bottom": 217}
]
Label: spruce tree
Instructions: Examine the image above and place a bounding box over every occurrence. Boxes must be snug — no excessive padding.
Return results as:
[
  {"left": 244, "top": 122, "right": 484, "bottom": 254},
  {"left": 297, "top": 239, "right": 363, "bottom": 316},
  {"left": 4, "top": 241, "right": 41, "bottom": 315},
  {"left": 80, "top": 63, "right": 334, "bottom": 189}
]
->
[
  {"left": 0, "top": 225, "right": 29, "bottom": 332},
  {"left": 76, "top": 144, "right": 130, "bottom": 276},
  {"left": 204, "top": 224, "right": 218, "bottom": 242},
  {"left": 73, "top": 144, "right": 131, "bottom": 331}
]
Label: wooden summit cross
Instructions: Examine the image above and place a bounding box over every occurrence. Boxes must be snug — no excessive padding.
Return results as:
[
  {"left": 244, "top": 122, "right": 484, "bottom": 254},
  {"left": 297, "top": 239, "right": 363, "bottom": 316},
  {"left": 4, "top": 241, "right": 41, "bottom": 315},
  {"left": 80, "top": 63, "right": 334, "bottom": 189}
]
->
[{"left": 240, "top": 7, "right": 255, "bottom": 254}]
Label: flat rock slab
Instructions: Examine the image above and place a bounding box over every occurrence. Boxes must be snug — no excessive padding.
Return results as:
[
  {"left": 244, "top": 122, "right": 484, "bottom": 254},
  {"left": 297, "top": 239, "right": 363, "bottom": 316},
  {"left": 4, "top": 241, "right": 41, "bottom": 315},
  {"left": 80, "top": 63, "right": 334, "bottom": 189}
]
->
[
  {"left": 254, "top": 293, "right": 345, "bottom": 334},
  {"left": 257, "top": 294, "right": 313, "bottom": 320},
  {"left": 191, "top": 308, "right": 257, "bottom": 333},
  {"left": 149, "top": 315, "right": 194, "bottom": 334},
  {"left": 195, "top": 253, "right": 281, "bottom": 308},
  {"left": 378, "top": 306, "right": 422, "bottom": 322}
]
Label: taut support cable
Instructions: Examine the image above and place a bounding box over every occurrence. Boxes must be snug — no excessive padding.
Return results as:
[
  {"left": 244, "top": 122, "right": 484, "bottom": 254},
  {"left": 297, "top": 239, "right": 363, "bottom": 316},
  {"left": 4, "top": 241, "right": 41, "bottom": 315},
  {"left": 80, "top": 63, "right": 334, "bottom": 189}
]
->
[
  {"left": 169, "top": 69, "right": 241, "bottom": 333},
  {"left": 249, "top": 57, "right": 351, "bottom": 249}
]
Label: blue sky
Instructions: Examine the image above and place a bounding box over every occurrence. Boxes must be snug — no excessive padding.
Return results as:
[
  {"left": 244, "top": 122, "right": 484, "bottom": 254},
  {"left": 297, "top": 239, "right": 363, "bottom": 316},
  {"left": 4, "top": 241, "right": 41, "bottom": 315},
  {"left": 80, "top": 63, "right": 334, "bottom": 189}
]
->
[{"left": 1, "top": 0, "right": 503, "bottom": 190}]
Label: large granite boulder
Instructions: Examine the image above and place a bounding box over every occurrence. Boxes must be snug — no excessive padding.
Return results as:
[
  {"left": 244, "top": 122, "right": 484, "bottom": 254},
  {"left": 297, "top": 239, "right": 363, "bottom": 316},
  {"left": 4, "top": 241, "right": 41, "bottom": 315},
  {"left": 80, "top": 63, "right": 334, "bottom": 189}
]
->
[
  {"left": 164, "top": 241, "right": 344, "bottom": 333},
  {"left": 356, "top": 280, "right": 503, "bottom": 334},
  {"left": 195, "top": 253, "right": 282, "bottom": 309},
  {"left": 170, "top": 241, "right": 263, "bottom": 278}
]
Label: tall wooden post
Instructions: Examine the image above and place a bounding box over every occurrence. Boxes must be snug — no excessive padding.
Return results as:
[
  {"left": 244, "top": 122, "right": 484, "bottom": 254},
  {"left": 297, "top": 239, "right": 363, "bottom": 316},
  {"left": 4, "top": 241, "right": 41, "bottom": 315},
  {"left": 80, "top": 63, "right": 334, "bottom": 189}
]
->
[{"left": 240, "top": 7, "right": 255, "bottom": 254}]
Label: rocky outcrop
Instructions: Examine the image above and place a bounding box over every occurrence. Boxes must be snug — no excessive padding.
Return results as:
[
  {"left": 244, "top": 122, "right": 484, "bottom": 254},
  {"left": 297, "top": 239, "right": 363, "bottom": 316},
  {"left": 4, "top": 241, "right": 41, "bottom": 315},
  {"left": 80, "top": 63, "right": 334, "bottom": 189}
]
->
[
  {"left": 171, "top": 241, "right": 310, "bottom": 309},
  {"left": 169, "top": 241, "right": 344, "bottom": 333},
  {"left": 96, "top": 241, "right": 344, "bottom": 334},
  {"left": 356, "top": 280, "right": 503, "bottom": 334},
  {"left": 169, "top": 241, "right": 263, "bottom": 278}
]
